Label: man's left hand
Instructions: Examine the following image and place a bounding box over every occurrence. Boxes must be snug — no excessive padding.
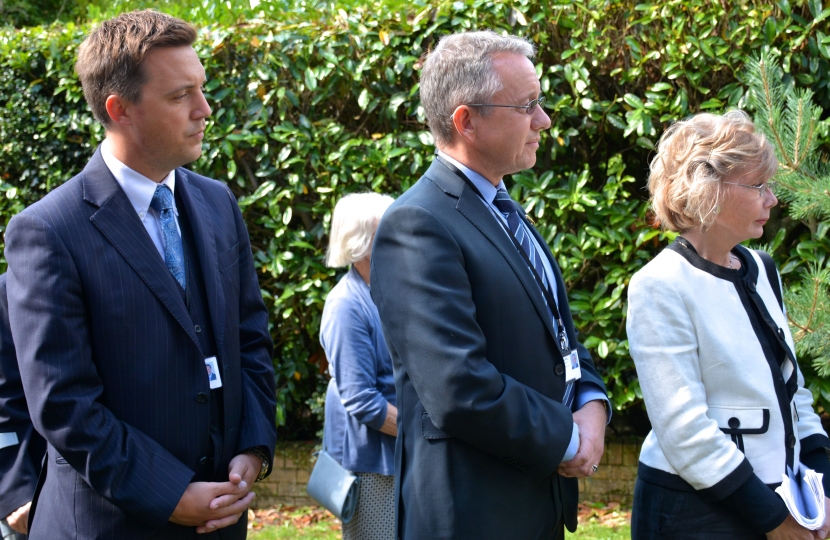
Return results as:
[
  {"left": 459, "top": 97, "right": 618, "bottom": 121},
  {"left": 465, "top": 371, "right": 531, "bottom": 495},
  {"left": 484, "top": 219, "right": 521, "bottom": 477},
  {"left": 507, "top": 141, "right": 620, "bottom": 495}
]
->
[
  {"left": 6, "top": 501, "right": 31, "bottom": 534},
  {"left": 558, "top": 400, "right": 606, "bottom": 478},
  {"left": 197, "top": 453, "right": 262, "bottom": 534}
]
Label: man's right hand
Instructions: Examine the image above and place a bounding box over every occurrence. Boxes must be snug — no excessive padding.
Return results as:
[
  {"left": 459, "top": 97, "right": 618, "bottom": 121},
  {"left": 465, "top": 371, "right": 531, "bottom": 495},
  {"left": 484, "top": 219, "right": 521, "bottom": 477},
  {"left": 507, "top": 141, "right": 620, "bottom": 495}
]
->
[
  {"left": 6, "top": 501, "right": 31, "bottom": 534},
  {"left": 170, "top": 481, "right": 254, "bottom": 531}
]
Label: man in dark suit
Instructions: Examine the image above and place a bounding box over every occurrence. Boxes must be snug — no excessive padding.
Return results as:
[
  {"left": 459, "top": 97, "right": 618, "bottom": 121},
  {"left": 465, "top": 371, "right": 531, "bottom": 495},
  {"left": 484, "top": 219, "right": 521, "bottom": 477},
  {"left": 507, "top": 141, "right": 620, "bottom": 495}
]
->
[
  {"left": 4, "top": 11, "right": 277, "bottom": 539},
  {"left": 370, "top": 31, "right": 610, "bottom": 539},
  {"left": 0, "top": 273, "right": 46, "bottom": 540}
]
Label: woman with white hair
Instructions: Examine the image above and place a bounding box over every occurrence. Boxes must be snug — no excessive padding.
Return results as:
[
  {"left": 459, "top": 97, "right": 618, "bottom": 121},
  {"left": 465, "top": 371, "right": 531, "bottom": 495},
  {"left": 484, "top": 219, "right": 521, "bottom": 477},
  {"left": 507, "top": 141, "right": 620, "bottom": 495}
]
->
[
  {"left": 320, "top": 192, "right": 396, "bottom": 540},
  {"left": 627, "top": 110, "right": 830, "bottom": 540}
]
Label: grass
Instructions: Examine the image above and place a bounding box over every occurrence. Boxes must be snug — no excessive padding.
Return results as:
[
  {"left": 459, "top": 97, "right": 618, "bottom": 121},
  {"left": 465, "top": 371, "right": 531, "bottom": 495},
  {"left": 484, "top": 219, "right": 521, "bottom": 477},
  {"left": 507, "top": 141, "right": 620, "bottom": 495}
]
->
[
  {"left": 248, "top": 521, "right": 630, "bottom": 539},
  {"left": 246, "top": 505, "right": 631, "bottom": 539},
  {"left": 248, "top": 522, "right": 339, "bottom": 539}
]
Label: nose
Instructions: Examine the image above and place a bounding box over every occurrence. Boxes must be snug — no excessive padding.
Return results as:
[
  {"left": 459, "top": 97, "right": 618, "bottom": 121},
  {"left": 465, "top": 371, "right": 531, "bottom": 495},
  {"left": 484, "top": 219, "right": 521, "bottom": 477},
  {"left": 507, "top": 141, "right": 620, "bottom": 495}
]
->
[
  {"left": 765, "top": 186, "right": 777, "bottom": 208},
  {"left": 532, "top": 103, "right": 551, "bottom": 131},
  {"left": 193, "top": 87, "right": 212, "bottom": 120}
]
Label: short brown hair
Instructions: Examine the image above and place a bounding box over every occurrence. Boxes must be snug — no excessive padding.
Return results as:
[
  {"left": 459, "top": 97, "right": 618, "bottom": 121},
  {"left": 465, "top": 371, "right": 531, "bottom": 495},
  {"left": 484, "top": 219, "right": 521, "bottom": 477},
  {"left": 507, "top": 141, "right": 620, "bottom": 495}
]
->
[
  {"left": 76, "top": 10, "right": 197, "bottom": 125},
  {"left": 648, "top": 110, "right": 777, "bottom": 232}
]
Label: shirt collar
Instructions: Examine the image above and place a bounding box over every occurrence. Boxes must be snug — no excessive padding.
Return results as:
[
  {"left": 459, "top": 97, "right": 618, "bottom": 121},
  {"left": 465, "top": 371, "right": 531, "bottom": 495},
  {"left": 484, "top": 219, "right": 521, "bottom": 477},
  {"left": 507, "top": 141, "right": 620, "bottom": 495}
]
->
[
  {"left": 436, "top": 150, "right": 506, "bottom": 204},
  {"left": 101, "top": 138, "right": 177, "bottom": 217}
]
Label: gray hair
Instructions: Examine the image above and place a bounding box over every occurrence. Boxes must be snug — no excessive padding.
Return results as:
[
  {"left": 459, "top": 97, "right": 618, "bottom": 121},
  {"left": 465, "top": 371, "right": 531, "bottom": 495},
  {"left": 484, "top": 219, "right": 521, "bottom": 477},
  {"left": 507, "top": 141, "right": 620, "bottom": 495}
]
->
[
  {"left": 326, "top": 193, "right": 395, "bottom": 267},
  {"left": 420, "top": 30, "right": 536, "bottom": 147},
  {"left": 648, "top": 110, "right": 777, "bottom": 231}
]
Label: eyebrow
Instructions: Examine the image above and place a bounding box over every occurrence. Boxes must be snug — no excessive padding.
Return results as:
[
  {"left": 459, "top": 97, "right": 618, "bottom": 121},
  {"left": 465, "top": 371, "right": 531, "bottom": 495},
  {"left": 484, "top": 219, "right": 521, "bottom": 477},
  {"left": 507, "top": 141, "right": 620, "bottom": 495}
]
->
[{"left": 167, "top": 73, "right": 207, "bottom": 96}]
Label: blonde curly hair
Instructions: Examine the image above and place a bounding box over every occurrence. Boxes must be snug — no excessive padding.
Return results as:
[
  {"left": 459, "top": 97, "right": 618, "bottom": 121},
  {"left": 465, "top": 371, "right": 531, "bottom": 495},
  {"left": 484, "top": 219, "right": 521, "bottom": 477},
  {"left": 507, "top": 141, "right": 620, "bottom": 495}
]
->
[{"left": 648, "top": 110, "right": 777, "bottom": 232}]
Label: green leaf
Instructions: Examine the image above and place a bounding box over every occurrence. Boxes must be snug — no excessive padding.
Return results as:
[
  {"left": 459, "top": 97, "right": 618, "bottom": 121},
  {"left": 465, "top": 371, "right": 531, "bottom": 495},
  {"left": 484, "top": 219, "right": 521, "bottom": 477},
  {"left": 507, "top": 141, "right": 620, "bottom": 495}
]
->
[{"left": 358, "top": 88, "right": 370, "bottom": 110}]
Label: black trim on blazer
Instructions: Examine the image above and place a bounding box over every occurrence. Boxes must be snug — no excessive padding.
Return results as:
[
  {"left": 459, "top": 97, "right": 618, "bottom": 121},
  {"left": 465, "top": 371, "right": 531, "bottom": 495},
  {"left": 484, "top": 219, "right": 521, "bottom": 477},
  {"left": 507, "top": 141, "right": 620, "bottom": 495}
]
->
[
  {"left": 637, "top": 459, "right": 756, "bottom": 501},
  {"left": 801, "top": 433, "right": 830, "bottom": 455},
  {"left": 667, "top": 239, "right": 797, "bottom": 470},
  {"left": 719, "top": 409, "right": 770, "bottom": 435}
]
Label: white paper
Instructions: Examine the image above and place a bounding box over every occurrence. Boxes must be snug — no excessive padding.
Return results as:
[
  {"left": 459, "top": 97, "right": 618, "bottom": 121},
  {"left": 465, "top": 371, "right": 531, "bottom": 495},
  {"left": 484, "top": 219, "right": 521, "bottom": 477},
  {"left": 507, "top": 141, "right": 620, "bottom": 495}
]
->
[{"left": 775, "top": 463, "right": 825, "bottom": 530}]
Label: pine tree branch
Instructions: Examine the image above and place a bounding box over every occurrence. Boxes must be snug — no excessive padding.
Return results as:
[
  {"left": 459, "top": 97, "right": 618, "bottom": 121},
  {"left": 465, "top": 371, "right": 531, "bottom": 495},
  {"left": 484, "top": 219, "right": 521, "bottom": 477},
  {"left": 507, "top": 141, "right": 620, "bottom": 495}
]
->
[
  {"left": 794, "top": 98, "right": 803, "bottom": 167},
  {"left": 788, "top": 312, "right": 811, "bottom": 337}
]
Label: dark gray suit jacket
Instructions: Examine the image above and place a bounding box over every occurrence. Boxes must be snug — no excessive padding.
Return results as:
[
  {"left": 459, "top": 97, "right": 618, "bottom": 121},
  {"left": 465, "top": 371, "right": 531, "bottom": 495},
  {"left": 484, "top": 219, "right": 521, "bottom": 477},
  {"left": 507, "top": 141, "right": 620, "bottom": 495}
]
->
[
  {"left": 5, "top": 150, "right": 277, "bottom": 539},
  {"left": 370, "top": 158, "right": 607, "bottom": 539}
]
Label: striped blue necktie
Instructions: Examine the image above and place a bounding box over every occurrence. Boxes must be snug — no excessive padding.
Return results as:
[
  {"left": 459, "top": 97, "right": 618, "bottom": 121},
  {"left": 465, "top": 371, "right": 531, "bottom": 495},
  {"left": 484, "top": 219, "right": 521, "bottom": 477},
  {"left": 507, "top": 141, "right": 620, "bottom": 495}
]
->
[
  {"left": 492, "top": 188, "right": 575, "bottom": 407},
  {"left": 150, "top": 185, "right": 186, "bottom": 290}
]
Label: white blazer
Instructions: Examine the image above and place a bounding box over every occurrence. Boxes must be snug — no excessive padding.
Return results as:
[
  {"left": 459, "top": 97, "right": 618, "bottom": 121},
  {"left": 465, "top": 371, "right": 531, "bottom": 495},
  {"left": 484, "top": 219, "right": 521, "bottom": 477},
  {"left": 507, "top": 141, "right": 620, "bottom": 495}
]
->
[{"left": 627, "top": 240, "right": 827, "bottom": 496}]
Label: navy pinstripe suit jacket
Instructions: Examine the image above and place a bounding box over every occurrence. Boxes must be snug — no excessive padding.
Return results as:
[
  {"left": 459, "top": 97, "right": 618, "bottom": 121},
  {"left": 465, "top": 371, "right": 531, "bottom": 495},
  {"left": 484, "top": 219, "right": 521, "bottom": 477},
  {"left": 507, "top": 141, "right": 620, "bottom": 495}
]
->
[
  {"left": 4, "top": 149, "right": 277, "bottom": 539},
  {"left": 0, "top": 273, "right": 46, "bottom": 523}
]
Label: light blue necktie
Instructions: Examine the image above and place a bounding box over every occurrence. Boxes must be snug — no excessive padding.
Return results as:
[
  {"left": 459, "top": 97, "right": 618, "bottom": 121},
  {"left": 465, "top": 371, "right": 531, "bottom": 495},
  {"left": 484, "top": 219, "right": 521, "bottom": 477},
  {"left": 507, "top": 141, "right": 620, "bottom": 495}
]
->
[
  {"left": 150, "top": 185, "right": 186, "bottom": 290},
  {"left": 492, "top": 188, "right": 575, "bottom": 408}
]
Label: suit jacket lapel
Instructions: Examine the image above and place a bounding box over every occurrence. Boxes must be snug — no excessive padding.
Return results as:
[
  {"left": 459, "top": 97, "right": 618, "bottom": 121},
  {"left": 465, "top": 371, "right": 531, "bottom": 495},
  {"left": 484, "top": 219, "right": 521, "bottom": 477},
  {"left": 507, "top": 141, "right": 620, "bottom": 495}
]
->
[
  {"left": 82, "top": 150, "right": 202, "bottom": 350},
  {"left": 425, "top": 159, "right": 558, "bottom": 341},
  {"left": 175, "top": 170, "right": 226, "bottom": 356}
]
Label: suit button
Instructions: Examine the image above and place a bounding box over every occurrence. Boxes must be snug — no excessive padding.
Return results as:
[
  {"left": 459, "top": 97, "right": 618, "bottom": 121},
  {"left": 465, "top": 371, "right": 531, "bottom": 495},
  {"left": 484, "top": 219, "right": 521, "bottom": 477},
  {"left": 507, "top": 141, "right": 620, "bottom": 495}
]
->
[
  {"left": 747, "top": 282, "right": 757, "bottom": 293},
  {"left": 788, "top": 435, "right": 797, "bottom": 448},
  {"left": 211, "top": 424, "right": 219, "bottom": 433},
  {"left": 554, "top": 364, "right": 565, "bottom": 376},
  {"left": 195, "top": 325, "right": 202, "bottom": 333},
  {"left": 777, "top": 328, "right": 786, "bottom": 340},
  {"left": 728, "top": 417, "right": 740, "bottom": 429},
  {"left": 196, "top": 392, "right": 207, "bottom": 403},
  {"left": 199, "top": 456, "right": 208, "bottom": 465}
]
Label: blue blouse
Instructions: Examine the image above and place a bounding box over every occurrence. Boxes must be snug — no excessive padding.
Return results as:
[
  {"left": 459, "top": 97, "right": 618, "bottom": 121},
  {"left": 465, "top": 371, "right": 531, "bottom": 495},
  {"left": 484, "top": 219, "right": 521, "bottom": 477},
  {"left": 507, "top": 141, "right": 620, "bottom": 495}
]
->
[{"left": 321, "top": 266, "right": 395, "bottom": 475}]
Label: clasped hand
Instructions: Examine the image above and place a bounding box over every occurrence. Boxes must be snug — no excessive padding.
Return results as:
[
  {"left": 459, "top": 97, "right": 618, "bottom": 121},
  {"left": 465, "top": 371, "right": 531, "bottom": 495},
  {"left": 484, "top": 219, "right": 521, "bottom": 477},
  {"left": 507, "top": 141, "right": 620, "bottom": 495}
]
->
[
  {"left": 557, "top": 400, "right": 606, "bottom": 479},
  {"left": 170, "top": 452, "right": 262, "bottom": 533}
]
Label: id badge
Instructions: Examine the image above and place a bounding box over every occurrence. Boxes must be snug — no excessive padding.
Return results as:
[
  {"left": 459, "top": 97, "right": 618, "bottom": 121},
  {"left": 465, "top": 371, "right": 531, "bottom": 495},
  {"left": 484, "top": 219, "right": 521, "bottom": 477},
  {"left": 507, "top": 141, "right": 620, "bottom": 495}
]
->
[
  {"left": 205, "top": 356, "right": 222, "bottom": 389},
  {"left": 563, "top": 349, "right": 581, "bottom": 383}
]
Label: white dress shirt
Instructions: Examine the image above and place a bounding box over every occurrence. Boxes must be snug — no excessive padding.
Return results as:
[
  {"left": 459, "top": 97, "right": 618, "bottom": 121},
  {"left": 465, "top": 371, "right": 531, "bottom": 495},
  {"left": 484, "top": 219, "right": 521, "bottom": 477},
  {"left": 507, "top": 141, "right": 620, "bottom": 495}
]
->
[{"left": 100, "top": 139, "right": 182, "bottom": 261}]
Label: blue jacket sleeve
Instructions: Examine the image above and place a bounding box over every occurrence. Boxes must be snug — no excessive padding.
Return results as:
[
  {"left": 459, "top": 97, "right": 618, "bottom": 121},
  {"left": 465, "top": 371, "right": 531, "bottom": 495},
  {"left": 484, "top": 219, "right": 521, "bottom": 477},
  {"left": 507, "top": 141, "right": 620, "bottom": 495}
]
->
[
  {"left": 320, "top": 287, "right": 388, "bottom": 431},
  {"left": 0, "top": 273, "right": 45, "bottom": 519}
]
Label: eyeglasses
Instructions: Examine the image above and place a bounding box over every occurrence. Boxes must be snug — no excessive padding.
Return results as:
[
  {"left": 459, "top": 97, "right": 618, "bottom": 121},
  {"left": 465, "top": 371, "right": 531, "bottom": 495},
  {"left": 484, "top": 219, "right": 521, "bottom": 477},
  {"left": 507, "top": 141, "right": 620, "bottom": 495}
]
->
[
  {"left": 722, "top": 181, "right": 777, "bottom": 198},
  {"left": 466, "top": 96, "right": 546, "bottom": 115}
]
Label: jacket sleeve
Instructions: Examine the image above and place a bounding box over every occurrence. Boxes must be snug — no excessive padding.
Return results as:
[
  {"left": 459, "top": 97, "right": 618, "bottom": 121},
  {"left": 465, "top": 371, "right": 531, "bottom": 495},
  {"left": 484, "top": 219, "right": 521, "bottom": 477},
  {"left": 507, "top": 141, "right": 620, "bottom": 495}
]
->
[
  {"left": 226, "top": 188, "right": 277, "bottom": 464},
  {"left": 0, "top": 273, "right": 43, "bottom": 519},
  {"left": 321, "top": 290, "right": 388, "bottom": 430},
  {"left": 5, "top": 211, "right": 193, "bottom": 529},
  {"left": 370, "top": 203, "right": 574, "bottom": 479}
]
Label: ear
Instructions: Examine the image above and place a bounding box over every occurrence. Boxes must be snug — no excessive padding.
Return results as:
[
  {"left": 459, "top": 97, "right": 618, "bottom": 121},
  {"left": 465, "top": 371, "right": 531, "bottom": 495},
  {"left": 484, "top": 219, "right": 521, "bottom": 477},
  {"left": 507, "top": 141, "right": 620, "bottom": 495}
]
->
[
  {"left": 104, "top": 95, "right": 132, "bottom": 126},
  {"left": 450, "top": 105, "right": 478, "bottom": 145}
]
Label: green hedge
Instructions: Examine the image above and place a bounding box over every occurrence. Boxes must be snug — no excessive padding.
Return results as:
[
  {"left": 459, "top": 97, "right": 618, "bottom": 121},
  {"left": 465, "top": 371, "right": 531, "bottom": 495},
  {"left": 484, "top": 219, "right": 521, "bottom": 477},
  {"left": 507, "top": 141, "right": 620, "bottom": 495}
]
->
[{"left": 2, "top": 0, "right": 830, "bottom": 437}]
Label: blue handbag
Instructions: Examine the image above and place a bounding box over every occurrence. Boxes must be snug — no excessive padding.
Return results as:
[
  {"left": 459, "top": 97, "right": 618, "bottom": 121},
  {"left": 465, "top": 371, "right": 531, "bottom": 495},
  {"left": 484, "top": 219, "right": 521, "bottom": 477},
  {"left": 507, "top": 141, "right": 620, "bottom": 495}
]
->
[{"left": 306, "top": 439, "right": 360, "bottom": 523}]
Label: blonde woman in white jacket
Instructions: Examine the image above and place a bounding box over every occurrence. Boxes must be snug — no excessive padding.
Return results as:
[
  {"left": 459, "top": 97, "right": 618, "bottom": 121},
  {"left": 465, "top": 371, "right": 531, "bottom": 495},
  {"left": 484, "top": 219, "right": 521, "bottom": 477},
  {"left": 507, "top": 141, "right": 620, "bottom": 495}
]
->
[{"left": 628, "top": 110, "right": 830, "bottom": 540}]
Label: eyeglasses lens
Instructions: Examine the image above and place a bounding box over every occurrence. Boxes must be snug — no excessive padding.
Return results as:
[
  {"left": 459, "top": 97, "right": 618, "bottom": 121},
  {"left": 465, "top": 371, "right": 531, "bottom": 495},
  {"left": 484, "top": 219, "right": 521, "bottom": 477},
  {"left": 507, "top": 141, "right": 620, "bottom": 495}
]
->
[{"left": 527, "top": 96, "right": 546, "bottom": 115}]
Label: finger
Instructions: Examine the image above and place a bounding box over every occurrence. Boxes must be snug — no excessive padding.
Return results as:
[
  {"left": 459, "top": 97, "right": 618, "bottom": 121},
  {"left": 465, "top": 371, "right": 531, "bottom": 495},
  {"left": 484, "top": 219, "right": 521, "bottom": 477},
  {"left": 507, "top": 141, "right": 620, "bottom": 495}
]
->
[
  {"left": 561, "top": 452, "right": 588, "bottom": 468},
  {"left": 228, "top": 461, "right": 249, "bottom": 485},
  {"left": 196, "top": 512, "right": 243, "bottom": 534},
  {"left": 217, "top": 490, "right": 255, "bottom": 517},
  {"left": 209, "top": 490, "right": 248, "bottom": 510},
  {"left": 201, "top": 492, "right": 255, "bottom": 531}
]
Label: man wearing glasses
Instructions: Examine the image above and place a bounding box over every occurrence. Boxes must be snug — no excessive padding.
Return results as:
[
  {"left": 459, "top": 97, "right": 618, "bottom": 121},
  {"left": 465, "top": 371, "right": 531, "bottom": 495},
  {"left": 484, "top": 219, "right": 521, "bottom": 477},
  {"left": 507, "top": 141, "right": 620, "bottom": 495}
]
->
[{"left": 370, "top": 31, "right": 610, "bottom": 539}]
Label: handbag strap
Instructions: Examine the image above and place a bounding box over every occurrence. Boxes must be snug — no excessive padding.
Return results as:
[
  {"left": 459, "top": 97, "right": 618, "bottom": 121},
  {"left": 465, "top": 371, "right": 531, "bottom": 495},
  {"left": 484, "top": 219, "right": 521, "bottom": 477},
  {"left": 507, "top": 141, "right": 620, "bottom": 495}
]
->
[{"left": 755, "top": 249, "right": 783, "bottom": 310}]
